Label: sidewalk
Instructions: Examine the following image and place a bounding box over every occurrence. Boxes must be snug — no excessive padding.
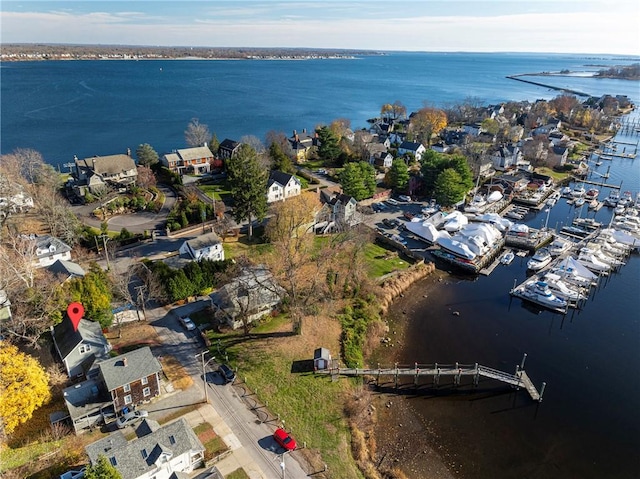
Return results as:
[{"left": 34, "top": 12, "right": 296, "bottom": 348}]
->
[{"left": 183, "top": 404, "right": 267, "bottom": 479}]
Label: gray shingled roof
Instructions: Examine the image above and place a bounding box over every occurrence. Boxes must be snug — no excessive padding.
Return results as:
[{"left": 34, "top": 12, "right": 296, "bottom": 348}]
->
[
  {"left": 183, "top": 232, "right": 222, "bottom": 252},
  {"left": 52, "top": 317, "right": 106, "bottom": 360},
  {"left": 77, "top": 154, "right": 136, "bottom": 175},
  {"left": 48, "top": 259, "right": 86, "bottom": 278},
  {"left": 177, "top": 146, "right": 213, "bottom": 161},
  {"left": 85, "top": 418, "right": 205, "bottom": 479},
  {"left": 98, "top": 347, "right": 161, "bottom": 392},
  {"left": 34, "top": 234, "right": 71, "bottom": 259}
]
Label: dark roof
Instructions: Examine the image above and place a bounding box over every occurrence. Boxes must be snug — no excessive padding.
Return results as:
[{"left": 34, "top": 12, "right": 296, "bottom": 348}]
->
[
  {"left": 398, "top": 141, "right": 423, "bottom": 151},
  {"left": 63, "top": 377, "right": 111, "bottom": 421},
  {"left": 48, "top": 259, "right": 85, "bottom": 278},
  {"left": 268, "top": 171, "right": 298, "bottom": 188},
  {"left": 99, "top": 347, "right": 162, "bottom": 392},
  {"left": 85, "top": 418, "right": 204, "bottom": 479},
  {"left": 219, "top": 139, "right": 239, "bottom": 150},
  {"left": 52, "top": 316, "right": 104, "bottom": 360}
]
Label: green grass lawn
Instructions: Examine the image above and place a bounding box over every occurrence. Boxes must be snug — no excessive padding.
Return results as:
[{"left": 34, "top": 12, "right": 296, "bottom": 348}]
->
[
  {"left": 226, "top": 469, "right": 250, "bottom": 479},
  {"left": 533, "top": 167, "right": 572, "bottom": 182},
  {"left": 198, "top": 183, "right": 231, "bottom": 201},
  {"left": 363, "top": 242, "right": 412, "bottom": 277},
  {"left": 0, "top": 441, "right": 63, "bottom": 473}
]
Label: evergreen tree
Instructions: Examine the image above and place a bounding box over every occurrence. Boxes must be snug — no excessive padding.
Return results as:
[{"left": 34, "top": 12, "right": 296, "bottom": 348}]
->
[
  {"left": 226, "top": 144, "right": 268, "bottom": 238},
  {"left": 67, "top": 263, "right": 114, "bottom": 328},
  {"left": 209, "top": 133, "right": 220, "bottom": 153},
  {"left": 84, "top": 455, "right": 123, "bottom": 479},
  {"left": 316, "top": 126, "right": 341, "bottom": 164},
  {"left": 359, "top": 161, "right": 377, "bottom": 198},
  {"left": 135, "top": 143, "right": 159, "bottom": 167},
  {"left": 269, "top": 141, "right": 294, "bottom": 173},
  {"left": 388, "top": 158, "right": 410, "bottom": 191},
  {"left": 339, "top": 163, "right": 367, "bottom": 200},
  {"left": 434, "top": 168, "right": 466, "bottom": 206}
]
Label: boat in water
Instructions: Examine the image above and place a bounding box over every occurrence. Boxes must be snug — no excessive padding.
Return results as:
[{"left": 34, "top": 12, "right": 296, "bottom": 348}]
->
[
  {"left": 527, "top": 248, "right": 552, "bottom": 271},
  {"left": 510, "top": 280, "right": 568, "bottom": 313},
  {"left": 500, "top": 250, "right": 515, "bottom": 265}
]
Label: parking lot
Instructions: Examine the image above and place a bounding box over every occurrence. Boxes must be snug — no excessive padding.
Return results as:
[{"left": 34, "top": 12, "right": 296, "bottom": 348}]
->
[{"left": 361, "top": 196, "right": 435, "bottom": 253}]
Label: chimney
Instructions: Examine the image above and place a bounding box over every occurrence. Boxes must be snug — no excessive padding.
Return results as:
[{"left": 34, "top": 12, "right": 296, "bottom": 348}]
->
[
  {"left": 127, "top": 148, "right": 131, "bottom": 157},
  {"left": 293, "top": 130, "right": 297, "bottom": 137},
  {"left": 122, "top": 357, "right": 128, "bottom": 367},
  {"left": 303, "top": 128, "right": 307, "bottom": 134}
]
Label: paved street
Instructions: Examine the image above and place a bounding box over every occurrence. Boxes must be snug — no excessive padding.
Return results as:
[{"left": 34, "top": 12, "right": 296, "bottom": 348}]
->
[{"left": 138, "top": 301, "right": 310, "bottom": 479}]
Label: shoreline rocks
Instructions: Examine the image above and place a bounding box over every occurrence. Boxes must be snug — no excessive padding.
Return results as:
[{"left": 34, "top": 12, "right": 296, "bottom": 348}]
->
[{"left": 378, "top": 261, "right": 437, "bottom": 316}]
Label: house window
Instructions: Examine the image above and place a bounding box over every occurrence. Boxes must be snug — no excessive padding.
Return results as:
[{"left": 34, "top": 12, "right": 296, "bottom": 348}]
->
[
  {"left": 169, "top": 435, "right": 176, "bottom": 445},
  {"left": 141, "top": 376, "right": 148, "bottom": 385},
  {"left": 79, "top": 344, "right": 91, "bottom": 354},
  {"left": 124, "top": 395, "right": 132, "bottom": 405},
  {"left": 143, "top": 387, "right": 150, "bottom": 397},
  {"left": 110, "top": 457, "right": 117, "bottom": 466},
  {"left": 123, "top": 383, "right": 131, "bottom": 393},
  {"left": 141, "top": 449, "right": 148, "bottom": 459}
]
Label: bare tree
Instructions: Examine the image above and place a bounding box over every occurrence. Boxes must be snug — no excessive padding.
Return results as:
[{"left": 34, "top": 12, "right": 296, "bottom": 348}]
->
[{"left": 185, "top": 118, "right": 211, "bottom": 147}]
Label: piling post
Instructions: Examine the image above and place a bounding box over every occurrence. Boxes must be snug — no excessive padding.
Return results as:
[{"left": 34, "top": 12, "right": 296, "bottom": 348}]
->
[
  {"left": 474, "top": 363, "right": 479, "bottom": 387},
  {"left": 394, "top": 362, "right": 399, "bottom": 389},
  {"left": 414, "top": 365, "right": 420, "bottom": 389},
  {"left": 520, "top": 353, "right": 527, "bottom": 370},
  {"left": 539, "top": 382, "right": 547, "bottom": 402},
  {"left": 377, "top": 363, "right": 380, "bottom": 387},
  {"left": 434, "top": 363, "right": 440, "bottom": 386}
]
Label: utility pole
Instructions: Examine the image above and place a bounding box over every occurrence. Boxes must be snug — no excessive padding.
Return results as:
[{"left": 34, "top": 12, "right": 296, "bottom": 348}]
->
[
  {"left": 134, "top": 285, "right": 146, "bottom": 321},
  {"left": 99, "top": 234, "right": 111, "bottom": 269},
  {"left": 195, "top": 350, "right": 215, "bottom": 404}
]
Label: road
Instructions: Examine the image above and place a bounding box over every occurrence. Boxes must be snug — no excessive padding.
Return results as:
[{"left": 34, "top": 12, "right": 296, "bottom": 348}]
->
[{"left": 143, "top": 300, "right": 309, "bottom": 479}]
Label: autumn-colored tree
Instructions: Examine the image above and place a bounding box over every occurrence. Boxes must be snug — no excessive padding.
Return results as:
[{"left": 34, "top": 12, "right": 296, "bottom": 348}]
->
[
  {"left": 136, "top": 165, "right": 157, "bottom": 189},
  {"left": 0, "top": 343, "right": 51, "bottom": 436},
  {"left": 264, "top": 192, "right": 324, "bottom": 332},
  {"left": 409, "top": 107, "right": 447, "bottom": 146},
  {"left": 84, "top": 455, "right": 123, "bottom": 479},
  {"left": 548, "top": 95, "right": 581, "bottom": 121}
]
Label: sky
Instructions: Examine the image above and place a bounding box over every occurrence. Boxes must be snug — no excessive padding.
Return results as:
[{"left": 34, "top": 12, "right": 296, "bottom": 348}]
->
[{"left": 1, "top": 0, "right": 639, "bottom": 55}]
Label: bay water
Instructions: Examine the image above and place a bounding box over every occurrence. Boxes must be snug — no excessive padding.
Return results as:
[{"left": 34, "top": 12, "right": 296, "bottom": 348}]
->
[{"left": 1, "top": 52, "right": 639, "bottom": 477}]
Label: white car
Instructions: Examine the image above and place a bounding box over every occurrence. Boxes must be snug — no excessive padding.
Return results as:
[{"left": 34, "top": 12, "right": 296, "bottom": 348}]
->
[
  {"left": 398, "top": 195, "right": 412, "bottom": 202},
  {"left": 386, "top": 198, "right": 399, "bottom": 206},
  {"left": 116, "top": 410, "right": 149, "bottom": 429},
  {"left": 180, "top": 316, "right": 196, "bottom": 331}
]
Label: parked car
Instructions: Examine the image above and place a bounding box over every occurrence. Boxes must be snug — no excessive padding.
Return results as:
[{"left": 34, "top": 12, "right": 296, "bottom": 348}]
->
[
  {"left": 382, "top": 218, "right": 395, "bottom": 228},
  {"left": 398, "top": 195, "right": 412, "bottom": 202},
  {"left": 116, "top": 410, "right": 149, "bottom": 429},
  {"left": 179, "top": 316, "right": 196, "bottom": 331},
  {"left": 218, "top": 364, "right": 236, "bottom": 384},
  {"left": 403, "top": 211, "right": 415, "bottom": 220},
  {"left": 273, "top": 427, "right": 297, "bottom": 451},
  {"left": 386, "top": 198, "right": 399, "bottom": 206}
]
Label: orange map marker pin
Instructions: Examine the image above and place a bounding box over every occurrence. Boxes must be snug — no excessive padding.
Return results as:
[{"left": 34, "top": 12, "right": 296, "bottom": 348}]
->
[{"left": 67, "top": 302, "right": 84, "bottom": 331}]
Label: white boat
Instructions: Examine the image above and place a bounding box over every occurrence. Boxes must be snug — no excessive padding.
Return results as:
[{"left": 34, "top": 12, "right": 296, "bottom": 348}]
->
[
  {"left": 604, "top": 191, "right": 620, "bottom": 206},
  {"left": 561, "top": 186, "right": 573, "bottom": 197},
  {"left": 516, "top": 281, "right": 569, "bottom": 311},
  {"left": 465, "top": 194, "right": 487, "bottom": 212},
  {"left": 540, "top": 273, "right": 587, "bottom": 302},
  {"left": 576, "top": 253, "right": 611, "bottom": 273},
  {"left": 436, "top": 237, "right": 477, "bottom": 260},
  {"left": 586, "top": 189, "right": 599, "bottom": 199},
  {"left": 487, "top": 190, "right": 503, "bottom": 203},
  {"left": 548, "top": 237, "right": 572, "bottom": 256},
  {"left": 571, "top": 185, "right": 586, "bottom": 198},
  {"left": 500, "top": 250, "right": 515, "bottom": 265},
  {"left": 527, "top": 248, "right": 552, "bottom": 271},
  {"left": 574, "top": 197, "right": 585, "bottom": 207},
  {"left": 588, "top": 199, "right": 599, "bottom": 209},
  {"left": 551, "top": 256, "right": 598, "bottom": 288},
  {"left": 614, "top": 204, "right": 626, "bottom": 215},
  {"left": 546, "top": 197, "right": 557, "bottom": 207}
]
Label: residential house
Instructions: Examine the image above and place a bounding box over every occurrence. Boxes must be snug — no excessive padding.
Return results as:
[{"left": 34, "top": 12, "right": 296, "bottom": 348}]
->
[
  {"left": 218, "top": 139, "right": 242, "bottom": 159},
  {"left": 98, "top": 346, "right": 162, "bottom": 412},
  {"left": 74, "top": 153, "right": 137, "bottom": 195},
  {"left": 490, "top": 144, "right": 522, "bottom": 170},
  {"left": 316, "top": 190, "right": 359, "bottom": 231},
  {"left": 366, "top": 143, "right": 391, "bottom": 167},
  {"left": 209, "top": 266, "right": 284, "bottom": 330},
  {"left": 462, "top": 124, "right": 483, "bottom": 137},
  {"left": 0, "top": 177, "right": 34, "bottom": 219},
  {"left": 288, "top": 129, "right": 319, "bottom": 162},
  {"left": 61, "top": 377, "right": 113, "bottom": 434},
  {"left": 48, "top": 259, "right": 86, "bottom": 280},
  {"left": 532, "top": 119, "right": 562, "bottom": 136},
  {"left": 52, "top": 316, "right": 111, "bottom": 378},
  {"left": 267, "top": 171, "right": 302, "bottom": 203},
  {"left": 0, "top": 289, "right": 11, "bottom": 321},
  {"left": 430, "top": 142, "right": 450, "bottom": 154},
  {"left": 178, "top": 232, "right": 224, "bottom": 262},
  {"left": 371, "top": 151, "right": 394, "bottom": 169},
  {"left": 160, "top": 145, "right": 213, "bottom": 175},
  {"left": 495, "top": 174, "right": 529, "bottom": 194},
  {"left": 30, "top": 234, "right": 72, "bottom": 268},
  {"left": 85, "top": 418, "right": 205, "bottom": 479},
  {"left": 547, "top": 145, "right": 569, "bottom": 168},
  {"left": 548, "top": 130, "right": 569, "bottom": 146},
  {"left": 397, "top": 141, "right": 427, "bottom": 162}
]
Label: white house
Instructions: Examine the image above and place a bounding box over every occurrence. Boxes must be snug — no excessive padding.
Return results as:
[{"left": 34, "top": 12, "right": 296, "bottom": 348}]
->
[
  {"left": 51, "top": 316, "right": 111, "bottom": 378},
  {"left": 397, "top": 141, "right": 427, "bottom": 162},
  {"left": 267, "top": 171, "right": 301, "bottom": 203},
  {"left": 178, "top": 232, "right": 224, "bottom": 261},
  {"left": 85, "top": 417, "right": 205, "bottom": 479},
  {"left": 30, "top": 234, "right": 72, "bottom": 268},
  {"left": 490, "top": 144, "right": 522, "bottom": 170}
]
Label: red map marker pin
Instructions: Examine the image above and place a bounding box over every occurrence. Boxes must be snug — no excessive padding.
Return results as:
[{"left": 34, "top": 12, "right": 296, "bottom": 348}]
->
[{"left": 67, "top": 302, "right": 84, "bottom": 331}]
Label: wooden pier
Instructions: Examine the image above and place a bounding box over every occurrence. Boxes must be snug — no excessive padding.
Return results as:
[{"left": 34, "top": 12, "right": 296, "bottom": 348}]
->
[{"left": 317, "top": 356, "right": 546, "bottom": 402}]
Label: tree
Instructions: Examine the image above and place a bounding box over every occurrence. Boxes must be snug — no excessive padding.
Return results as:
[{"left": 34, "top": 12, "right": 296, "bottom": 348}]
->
[
  {"left": 0, "top": 343, "right": 51, "bottom": 436},
  {"left": 434, "top": 168, "right": 466, "bottom": 206},
  {"left": 84, "top": 455, "right": 123, "bottom": 479},
  {"left": 391, "top": 100, "right": 407, "bottom": 120},
  {"left": 66, "top": 263, "right": 114, "bottom": 328},
  {"left": 388, "top": 158, "right": 410, "bottom": 192},
  {"left": 135, "top": 143, "right": 159, "bottom": 167},
  {"left": 136, "top": 165, "right": 157, "bottom": 189},
  {"left": 410, "top": 107, "right": 448, "bottom": 146},
  {"left": 209, "top": 132, "right": 221, "bottom": 153},
  {"left": 339, "top": 162, "right": 376, "bottom": 201},
  {"left": 268, "top": 141, "right": 294, "bottom": 174},
  {"left": 225, "top": 144, "right": 268, "bottom": 239},
  {"left": 264, "top": 192, "right": 323, "bottom": 332},
  {"left": 315, "top": 125, "right": 341, "bottom": 164},
  {"left": 184, "top": 118, "right": 210, "bottom": 147}
]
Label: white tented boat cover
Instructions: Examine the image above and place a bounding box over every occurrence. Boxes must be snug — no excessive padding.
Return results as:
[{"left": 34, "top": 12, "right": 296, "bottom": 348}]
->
[
  {"left": 510, "top": 223, "right": 529, "bottom": 233},
  {"left": 405, "top": 221, "right": 451, "bottom": 243},
  {"left": 487, "top": 190, "right": 504, "bottom": 203},
  {"left": 554, "top": 256, "right": 598, "bottom": 280},
  {"left": 436, "top": 237, "right": 477, "bottom": 260}
]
